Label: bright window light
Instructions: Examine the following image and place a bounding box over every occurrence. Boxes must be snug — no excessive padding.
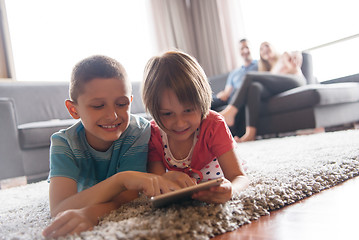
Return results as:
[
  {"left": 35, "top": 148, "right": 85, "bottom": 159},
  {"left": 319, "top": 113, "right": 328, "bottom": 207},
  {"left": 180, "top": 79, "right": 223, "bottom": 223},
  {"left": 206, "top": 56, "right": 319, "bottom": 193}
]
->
[
  {"left": 5, "top": 0, "right": 158, "bottom": 82},
  {"left": 239, "top": 0, "right": 359, "bottom": 82}
]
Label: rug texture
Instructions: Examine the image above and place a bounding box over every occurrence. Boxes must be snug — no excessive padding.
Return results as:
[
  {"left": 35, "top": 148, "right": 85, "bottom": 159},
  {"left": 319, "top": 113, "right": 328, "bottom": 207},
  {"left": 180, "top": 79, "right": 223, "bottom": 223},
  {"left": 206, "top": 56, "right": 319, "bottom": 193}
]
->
[{"left": 1, "top": 130, "right": 359, "bottom": 240}]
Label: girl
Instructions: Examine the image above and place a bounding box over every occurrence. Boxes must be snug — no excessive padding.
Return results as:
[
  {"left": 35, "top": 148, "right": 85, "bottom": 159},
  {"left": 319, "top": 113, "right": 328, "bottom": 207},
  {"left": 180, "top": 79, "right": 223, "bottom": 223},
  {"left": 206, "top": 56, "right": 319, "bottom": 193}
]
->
[{"left": 142, "top": 50, "right": 249, "bottom": 204}]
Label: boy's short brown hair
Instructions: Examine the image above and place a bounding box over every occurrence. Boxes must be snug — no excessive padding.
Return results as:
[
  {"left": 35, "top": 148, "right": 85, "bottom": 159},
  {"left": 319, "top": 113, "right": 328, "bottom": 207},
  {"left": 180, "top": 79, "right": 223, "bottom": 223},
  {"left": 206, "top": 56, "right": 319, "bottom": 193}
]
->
[
  {"left": 70, "top": 55, "right": 130, "bottom": 103},
  {"left": 142, "top": 50, "right": 212, "bottom": 129}
]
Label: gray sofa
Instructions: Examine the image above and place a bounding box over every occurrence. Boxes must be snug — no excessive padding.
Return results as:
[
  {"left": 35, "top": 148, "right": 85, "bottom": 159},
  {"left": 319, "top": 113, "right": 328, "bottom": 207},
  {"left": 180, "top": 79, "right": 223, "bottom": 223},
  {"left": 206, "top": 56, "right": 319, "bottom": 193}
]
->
[{"left": 209, "top": 53, "right": 359, "bottom": 136}]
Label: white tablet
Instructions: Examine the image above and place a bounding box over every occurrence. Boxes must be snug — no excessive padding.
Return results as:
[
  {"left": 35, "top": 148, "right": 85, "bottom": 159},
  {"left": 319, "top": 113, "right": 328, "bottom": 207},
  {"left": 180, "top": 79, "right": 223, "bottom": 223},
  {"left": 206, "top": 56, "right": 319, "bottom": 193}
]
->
[{"left": 150, "top": 177, "right": 224, "bottom": 208}]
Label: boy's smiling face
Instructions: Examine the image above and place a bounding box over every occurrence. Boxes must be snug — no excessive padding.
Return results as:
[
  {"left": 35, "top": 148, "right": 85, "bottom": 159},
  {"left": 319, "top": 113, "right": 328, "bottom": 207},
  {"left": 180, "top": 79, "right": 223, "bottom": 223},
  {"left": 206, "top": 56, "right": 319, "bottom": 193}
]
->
[{"left": 66, "top": 77, "right": 132, "bottom": 151}]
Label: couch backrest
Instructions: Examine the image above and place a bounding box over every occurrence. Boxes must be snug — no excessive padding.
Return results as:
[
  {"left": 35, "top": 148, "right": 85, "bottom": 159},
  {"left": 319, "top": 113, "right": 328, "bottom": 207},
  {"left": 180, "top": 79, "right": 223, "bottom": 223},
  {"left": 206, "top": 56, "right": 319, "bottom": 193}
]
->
[
  {"left": 131, "top": 81, "right": 146, "bottom": 114},
  {"left": 301, "top": 52, "right": 316, "bottom": 84},
  {"left": 0, "top": 81, "right": 71, "bottom": 125}
]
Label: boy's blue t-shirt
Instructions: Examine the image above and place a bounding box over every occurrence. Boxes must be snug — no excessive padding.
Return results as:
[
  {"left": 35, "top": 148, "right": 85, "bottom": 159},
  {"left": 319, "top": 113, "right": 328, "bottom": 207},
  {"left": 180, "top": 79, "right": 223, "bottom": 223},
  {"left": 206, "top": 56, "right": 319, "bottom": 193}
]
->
[{"left": 48, "top": 114, "right": 150, "bottom": 192}]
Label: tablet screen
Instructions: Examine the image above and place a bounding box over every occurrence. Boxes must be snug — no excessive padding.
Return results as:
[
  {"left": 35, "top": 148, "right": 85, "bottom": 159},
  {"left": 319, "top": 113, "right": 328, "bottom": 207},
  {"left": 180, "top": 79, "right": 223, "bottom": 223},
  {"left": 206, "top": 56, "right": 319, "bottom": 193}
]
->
[{"left": 150, "top": 177, "right": 224, "bottom": 208}]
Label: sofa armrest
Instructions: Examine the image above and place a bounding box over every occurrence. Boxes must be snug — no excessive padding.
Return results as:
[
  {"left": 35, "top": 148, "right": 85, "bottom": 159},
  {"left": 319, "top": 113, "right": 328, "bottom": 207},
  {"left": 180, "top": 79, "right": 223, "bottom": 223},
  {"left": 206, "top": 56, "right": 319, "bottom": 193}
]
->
[
  {"left": 320, "top": 73, "right": 359, "bottom": 84},
  {"left": 0, "top": 98, "right": 25, "bottom": 180}
]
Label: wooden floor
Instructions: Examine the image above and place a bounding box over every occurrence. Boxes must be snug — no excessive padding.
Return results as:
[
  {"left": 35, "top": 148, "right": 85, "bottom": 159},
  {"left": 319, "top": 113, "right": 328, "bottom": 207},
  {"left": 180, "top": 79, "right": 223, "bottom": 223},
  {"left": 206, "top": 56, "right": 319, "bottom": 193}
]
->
[{"left": 212, "top": 175, "right": 359, "bottom": 240}]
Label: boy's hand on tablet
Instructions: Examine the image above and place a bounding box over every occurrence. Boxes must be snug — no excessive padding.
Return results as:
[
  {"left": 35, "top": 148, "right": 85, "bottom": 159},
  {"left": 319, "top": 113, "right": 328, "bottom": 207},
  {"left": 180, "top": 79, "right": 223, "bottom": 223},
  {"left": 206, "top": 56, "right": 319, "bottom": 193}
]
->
[
  {"left": 191, "top": 178, "right": 232, "bottom": 204},
  {"left": 162, "top": 171, "right": 197, "bottom": 188},
  {"left": 122, "top": 172, "right": 179, "bottom": 197}
]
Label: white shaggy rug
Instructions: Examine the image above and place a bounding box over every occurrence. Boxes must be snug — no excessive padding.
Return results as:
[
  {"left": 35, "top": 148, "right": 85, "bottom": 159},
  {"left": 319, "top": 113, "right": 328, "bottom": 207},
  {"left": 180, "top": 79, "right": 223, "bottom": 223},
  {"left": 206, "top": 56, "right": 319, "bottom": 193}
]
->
[{"left": 1, "top": 129, "right": 359, "bottom": 240}]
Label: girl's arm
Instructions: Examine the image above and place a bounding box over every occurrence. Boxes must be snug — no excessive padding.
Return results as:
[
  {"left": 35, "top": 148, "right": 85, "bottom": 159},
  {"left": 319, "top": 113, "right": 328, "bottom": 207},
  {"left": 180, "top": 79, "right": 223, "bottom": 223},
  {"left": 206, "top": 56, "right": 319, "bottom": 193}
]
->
[
  {"left": 217, "top": 149, "right": 249, "bottom": 195},
  {"left": 192, "top": 149, "right": 249, "bottom": 203}
]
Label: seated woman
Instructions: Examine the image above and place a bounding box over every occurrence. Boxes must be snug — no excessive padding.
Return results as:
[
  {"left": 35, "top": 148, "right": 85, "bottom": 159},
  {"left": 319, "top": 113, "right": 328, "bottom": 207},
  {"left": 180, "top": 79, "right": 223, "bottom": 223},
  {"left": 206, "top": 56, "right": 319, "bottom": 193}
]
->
[{"left": 220, "top": 41, "right": 306, "bottom": 142}]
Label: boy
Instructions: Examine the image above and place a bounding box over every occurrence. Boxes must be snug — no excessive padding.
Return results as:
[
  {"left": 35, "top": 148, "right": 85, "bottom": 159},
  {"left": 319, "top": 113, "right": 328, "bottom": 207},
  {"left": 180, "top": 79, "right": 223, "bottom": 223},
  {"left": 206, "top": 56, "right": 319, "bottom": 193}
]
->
[{"left": 43, "top": 55, "right": 176, "bottom": 238}]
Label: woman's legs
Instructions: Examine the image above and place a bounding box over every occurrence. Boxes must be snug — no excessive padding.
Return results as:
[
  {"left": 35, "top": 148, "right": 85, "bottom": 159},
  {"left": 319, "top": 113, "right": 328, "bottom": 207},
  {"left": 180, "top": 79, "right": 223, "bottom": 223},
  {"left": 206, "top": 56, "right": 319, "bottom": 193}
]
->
[
  {"left": 219, "top": 105, "right": 238, "bottom": 127},
  {"left": 246, "top": 81, "right": 269, "bottom": 127},
  {"left": 213, "top": 95, "right": 246, "bottom": 138},
  {"left": 236, "top": 82, "right": 265, "bottom": 142},
  {"left": 230, "top": 72, "right": 304, "bottom": 109},
  {"left": 221, "top": 72, "right": 305, "bottom": 142},
  {"left": 219, "top": 74, "right": 254, "bottom": 126},
  {"left": 220, "top": 73, "right": 258, "bottom": 127}
]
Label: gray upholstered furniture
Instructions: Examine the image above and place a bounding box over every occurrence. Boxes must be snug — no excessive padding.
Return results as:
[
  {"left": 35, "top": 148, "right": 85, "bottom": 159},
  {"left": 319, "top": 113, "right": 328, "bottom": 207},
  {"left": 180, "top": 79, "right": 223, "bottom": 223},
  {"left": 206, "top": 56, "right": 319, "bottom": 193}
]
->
[
  {"left": 0, "top": 82, "right": 75, "bottom": 183},
  {"left": 209, "top": 53, "right": 359, "bottom": 137},
  {"left": 0, "top": 81, "right": 146, "bottom": 183}
]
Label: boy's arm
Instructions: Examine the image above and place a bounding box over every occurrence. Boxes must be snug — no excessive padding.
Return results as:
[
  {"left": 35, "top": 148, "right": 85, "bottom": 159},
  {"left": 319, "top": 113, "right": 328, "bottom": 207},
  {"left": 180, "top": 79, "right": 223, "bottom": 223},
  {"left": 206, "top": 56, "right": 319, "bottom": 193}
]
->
[
  {"left": 49, "top": 177, "right": 137, "bottom": 217},
  {"left": 49, "top": 177, "right": 77, "bottom": 217},
  {"left": 43, "top": 189, "right": 138, "bottom": 238},
  {"left": 49, "top": 171, "right": 176, "bottom": 217}
]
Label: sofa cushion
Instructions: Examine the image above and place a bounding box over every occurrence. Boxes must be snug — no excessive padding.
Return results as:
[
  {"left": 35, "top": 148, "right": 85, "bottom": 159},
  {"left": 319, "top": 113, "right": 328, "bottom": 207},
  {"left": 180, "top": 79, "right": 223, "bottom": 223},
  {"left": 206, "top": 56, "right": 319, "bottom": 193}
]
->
[
  {"left": 261, "top": 82, "right": 359, "bottom": 115},
  {"left": 18, "top": 119, "right": 79, "bottom": 149}
]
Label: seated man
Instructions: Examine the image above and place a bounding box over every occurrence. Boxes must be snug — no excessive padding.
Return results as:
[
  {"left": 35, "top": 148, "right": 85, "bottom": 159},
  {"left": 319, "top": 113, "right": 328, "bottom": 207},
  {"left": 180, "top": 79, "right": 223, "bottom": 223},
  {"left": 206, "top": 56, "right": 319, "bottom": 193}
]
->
[{"left": 211, "top": 38, "right": 258, "bottom": 137}]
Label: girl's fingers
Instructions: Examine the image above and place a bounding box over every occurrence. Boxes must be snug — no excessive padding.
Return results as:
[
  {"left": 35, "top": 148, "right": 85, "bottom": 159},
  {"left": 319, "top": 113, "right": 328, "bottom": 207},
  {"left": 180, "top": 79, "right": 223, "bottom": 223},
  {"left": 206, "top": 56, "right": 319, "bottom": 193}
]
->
[
  {"left": 192, "top": 182, "right": 232, "bottom": 203},
  {"left": 192, "top": 191, "right": 228, "bottom": 203}
]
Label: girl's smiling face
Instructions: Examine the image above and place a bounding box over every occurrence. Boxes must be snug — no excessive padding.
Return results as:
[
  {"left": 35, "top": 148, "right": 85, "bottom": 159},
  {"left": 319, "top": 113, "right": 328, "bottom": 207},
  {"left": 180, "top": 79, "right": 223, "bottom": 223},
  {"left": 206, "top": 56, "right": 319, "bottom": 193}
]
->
[
  {"left": 67, "top": 77, "right": 132, "bottom": 151},
  {"left": 158, "top": 88, "right": 202, "bottom": 143}
]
